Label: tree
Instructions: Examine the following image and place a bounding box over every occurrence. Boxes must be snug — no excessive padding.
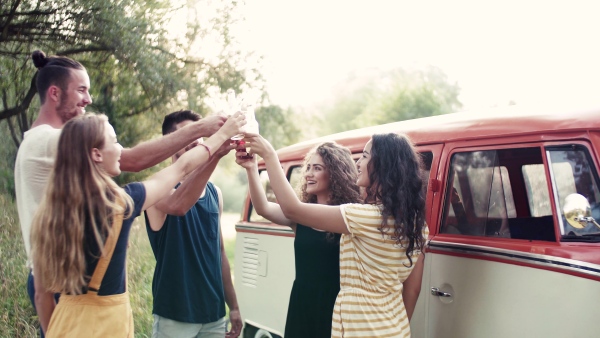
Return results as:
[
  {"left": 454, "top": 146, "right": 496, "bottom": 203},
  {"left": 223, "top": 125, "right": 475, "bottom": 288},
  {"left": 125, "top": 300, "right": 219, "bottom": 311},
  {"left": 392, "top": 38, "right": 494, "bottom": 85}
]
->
[
  {"left": 321, "top": 66, "right": 462, "bottom": 134},
  {"left": 0, "top": 0, "right": 261, "bottom": 150},
  {"left": 255, "top": 104, "right": 302, "bottom": 150},
  {"left": 0, "top": 0, "right": 264, "bottom": 186}
]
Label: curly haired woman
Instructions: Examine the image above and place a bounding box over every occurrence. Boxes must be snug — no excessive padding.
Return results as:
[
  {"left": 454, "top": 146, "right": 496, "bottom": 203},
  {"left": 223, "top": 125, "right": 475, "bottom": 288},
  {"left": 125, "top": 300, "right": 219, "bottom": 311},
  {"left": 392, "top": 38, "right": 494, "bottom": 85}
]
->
[
  {"left": 243, "top": 133, "right": 428, "bottom": 338},
  {"left": 236, "top": 141, "right": 361, "bottom": 338}
]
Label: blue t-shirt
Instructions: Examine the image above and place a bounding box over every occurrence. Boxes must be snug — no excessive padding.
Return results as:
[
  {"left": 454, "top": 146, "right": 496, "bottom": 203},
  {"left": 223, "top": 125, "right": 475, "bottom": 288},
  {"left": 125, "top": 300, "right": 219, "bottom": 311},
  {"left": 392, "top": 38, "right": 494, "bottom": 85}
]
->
[
  {"left": 84, "top": 182, "right": 145, "bottom": 295},
  {"left": 145, "top": 182, "right": 225, "bottom": 323}
]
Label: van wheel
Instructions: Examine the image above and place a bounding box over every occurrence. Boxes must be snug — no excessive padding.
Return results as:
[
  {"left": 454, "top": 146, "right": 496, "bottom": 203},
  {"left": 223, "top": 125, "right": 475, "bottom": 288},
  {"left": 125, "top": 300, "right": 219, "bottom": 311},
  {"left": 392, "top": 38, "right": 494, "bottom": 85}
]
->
[
  {"left": 243, "top": 325, "right": 281, "bottom": 338},
  {"left": 254, "top": 329, "right": 274, "bottom": 338}
]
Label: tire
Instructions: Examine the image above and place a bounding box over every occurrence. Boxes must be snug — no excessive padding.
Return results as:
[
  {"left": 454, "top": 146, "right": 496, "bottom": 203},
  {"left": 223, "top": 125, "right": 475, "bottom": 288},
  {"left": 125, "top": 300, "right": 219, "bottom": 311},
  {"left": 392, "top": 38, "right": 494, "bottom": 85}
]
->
[
  {"left": 242, "top": 323, "right": 281, "bottom": 338},
  {"left": 254, "top": 329, "right": 273, "bottom": 338},
  {"left": 243, "top": 325, "right": 258, "bottom": 338}
]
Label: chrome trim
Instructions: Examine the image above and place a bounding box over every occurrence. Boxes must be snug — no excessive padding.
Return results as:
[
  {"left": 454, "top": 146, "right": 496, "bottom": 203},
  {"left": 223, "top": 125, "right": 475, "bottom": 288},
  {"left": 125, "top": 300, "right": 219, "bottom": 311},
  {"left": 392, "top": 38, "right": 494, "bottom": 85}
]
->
[
  {"left": 429, "top": 240, "right": 600, "bottom": 278},
  {"left": 431, "top": 287, "right": 452, "bottom": 297},
  {"left": 235, "top": 223, "right": 295, "bottom": 235},
  {"left": 546, "top": 148, "right": 567, "bottom": 236}
]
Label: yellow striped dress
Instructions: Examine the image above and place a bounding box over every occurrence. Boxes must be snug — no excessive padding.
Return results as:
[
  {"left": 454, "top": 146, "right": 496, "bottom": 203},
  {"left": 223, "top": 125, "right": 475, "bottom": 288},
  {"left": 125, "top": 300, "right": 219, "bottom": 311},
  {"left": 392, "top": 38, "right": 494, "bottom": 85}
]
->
[{"left": 332, "top": 203, "right": 428, "bottom": 338}]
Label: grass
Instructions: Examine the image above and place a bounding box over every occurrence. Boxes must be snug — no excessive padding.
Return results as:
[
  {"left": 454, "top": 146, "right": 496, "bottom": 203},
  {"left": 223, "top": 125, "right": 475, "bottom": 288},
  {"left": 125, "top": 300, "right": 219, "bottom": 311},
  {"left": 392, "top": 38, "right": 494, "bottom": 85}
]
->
[
  {"left": 0, "top": 195, "right": 237, "bottom": 337},
  {"left": 0, "top": 194, "right": 38, "bottom": 337}
]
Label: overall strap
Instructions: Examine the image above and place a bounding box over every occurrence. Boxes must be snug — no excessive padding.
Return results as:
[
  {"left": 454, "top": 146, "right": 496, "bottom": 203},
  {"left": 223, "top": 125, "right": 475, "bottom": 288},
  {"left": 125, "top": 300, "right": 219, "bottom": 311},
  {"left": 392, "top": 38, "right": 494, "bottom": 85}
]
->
[{"left": 88, "top": 198, "right": 125, "bottom": 293}]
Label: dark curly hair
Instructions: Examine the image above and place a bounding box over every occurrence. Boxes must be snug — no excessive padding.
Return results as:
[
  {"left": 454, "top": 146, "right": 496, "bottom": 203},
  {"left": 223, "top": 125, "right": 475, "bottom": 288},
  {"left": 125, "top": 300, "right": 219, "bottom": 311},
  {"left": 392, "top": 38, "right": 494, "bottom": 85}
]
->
[
  {"left": 299, "top": 142, "right": 361, "bottom": 240},
  {"left": 365, "top": 133, "right": 426, "bottom": 266}
]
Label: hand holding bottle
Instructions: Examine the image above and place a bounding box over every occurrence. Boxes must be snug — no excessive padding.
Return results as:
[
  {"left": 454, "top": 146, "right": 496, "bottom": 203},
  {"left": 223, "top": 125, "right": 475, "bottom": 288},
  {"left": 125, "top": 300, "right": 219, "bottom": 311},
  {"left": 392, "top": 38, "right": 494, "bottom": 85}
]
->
[{"left": 227, "top": 89, "right": 259, "bottom": 140}]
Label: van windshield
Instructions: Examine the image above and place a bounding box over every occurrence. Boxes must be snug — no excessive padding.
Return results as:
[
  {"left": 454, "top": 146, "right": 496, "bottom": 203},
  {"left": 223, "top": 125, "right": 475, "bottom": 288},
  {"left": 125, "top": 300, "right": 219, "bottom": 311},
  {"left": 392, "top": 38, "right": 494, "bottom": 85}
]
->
[{"left": 547, "top": 146, "right": 600, "bottom": 239}]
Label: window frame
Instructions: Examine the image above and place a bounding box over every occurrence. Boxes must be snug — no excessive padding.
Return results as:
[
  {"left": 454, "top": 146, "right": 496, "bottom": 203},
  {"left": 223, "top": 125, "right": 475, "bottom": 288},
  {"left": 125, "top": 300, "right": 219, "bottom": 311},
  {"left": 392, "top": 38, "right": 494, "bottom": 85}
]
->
[
  {"left": 545, "top": 143, "right": 600, "bottom": 238},
  {"left": 437, "top": 143, "right": 554, "bottom": 241}
]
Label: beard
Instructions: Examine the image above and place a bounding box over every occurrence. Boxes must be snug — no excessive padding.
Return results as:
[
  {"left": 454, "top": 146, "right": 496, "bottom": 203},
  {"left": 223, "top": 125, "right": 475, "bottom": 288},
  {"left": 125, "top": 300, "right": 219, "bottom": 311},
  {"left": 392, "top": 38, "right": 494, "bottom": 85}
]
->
[{"left": 56, "top": 92, "right": 81, "bottom": 123}]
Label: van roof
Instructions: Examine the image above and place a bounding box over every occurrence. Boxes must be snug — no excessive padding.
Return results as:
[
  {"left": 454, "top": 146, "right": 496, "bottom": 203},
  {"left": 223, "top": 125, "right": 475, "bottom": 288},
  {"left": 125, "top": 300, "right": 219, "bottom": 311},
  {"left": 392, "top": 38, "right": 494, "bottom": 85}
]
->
[{"left": 272, "top": 106, "right": 600, "bottom": 162}]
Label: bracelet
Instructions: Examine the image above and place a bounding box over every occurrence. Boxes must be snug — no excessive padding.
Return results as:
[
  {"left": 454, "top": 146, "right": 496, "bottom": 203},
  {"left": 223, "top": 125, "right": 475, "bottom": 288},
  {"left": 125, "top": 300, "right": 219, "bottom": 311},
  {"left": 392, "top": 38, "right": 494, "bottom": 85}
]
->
[{"left": 199, "top": 143, "right": 212, "bottom": 158}]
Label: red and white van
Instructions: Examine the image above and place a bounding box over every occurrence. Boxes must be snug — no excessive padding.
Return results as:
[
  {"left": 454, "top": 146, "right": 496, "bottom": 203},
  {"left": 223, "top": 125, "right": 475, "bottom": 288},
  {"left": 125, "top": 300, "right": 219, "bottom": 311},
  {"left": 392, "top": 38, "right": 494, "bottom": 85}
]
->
[{"left": 234, "top": 106, "right": 600, "bottom": 338}]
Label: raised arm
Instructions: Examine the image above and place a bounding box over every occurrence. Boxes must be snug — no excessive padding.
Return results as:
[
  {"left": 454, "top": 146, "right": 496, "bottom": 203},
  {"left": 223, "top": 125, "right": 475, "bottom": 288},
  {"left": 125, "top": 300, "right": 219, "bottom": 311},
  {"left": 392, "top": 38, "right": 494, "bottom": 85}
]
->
[
  {"left": 120, "top": 115, "right": 226, "bottom": 172},
  {"left": 141, "top": 113, "right": 245, "bottom": 211},
  {"left": 235, "top": 152, "right": 294, "bottom": 227},
  {"left": 244, "top": 134, "right": 349, "bottom": 234},
  {"left": 145, "top": 142, "right": 236, "bottom": 231}
]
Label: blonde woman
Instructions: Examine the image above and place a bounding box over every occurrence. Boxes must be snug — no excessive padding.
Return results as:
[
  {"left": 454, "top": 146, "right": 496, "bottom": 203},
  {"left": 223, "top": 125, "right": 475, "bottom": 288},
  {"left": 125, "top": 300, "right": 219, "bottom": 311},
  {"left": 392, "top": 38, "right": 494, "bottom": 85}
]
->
[
  {"left": 30, "top": 112, "right": 245, "bottom": 337},
  {"left": 244, "top": 133, "right": 428, "bottom": 338}
]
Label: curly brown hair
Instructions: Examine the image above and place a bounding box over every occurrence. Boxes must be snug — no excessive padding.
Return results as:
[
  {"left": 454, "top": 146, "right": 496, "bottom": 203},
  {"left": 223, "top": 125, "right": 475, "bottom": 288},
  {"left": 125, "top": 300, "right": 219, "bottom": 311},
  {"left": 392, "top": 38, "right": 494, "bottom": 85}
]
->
[
  {"left": 299, "top": 142, "right": 360, "bottom": 201},
  {"left": 365, "top": 133, "right": 426, "bottom": 267},
  {"left": 297, "top": 142, "right": 361, "bottom": 241},
  {"left": 300, "top": 142, "right": 361, "bottom": 205}
]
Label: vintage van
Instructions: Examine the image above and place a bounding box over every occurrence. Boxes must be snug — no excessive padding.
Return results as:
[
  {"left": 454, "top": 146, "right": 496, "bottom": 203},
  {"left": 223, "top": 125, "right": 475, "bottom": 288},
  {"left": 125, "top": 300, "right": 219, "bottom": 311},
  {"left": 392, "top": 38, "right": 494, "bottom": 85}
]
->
[{"left": 234, "top": 106, "right": 600, "bottom": 338}]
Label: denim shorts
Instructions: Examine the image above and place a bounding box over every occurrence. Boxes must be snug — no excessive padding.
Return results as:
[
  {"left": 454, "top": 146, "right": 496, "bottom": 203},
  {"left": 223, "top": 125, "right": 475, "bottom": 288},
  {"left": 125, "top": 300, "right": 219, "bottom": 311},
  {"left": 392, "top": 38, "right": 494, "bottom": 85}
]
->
[{"left": 152, "top": 315, "right": 227, "bottom": 338}]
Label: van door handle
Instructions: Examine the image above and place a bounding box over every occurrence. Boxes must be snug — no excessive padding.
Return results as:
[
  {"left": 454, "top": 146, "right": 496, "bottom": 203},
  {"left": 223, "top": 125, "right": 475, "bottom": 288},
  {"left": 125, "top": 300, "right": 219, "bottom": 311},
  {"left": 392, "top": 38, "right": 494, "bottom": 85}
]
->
[{"left": 430, "top": 287, "right": 452, "bottom": 297}]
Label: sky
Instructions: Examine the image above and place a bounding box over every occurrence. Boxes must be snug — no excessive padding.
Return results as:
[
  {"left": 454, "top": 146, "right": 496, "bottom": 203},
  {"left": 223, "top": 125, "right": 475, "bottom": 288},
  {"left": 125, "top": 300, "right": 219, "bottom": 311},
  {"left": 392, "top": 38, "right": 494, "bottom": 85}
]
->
[{"left": 235, "top": 0, "right": 600, "bottom": 111}]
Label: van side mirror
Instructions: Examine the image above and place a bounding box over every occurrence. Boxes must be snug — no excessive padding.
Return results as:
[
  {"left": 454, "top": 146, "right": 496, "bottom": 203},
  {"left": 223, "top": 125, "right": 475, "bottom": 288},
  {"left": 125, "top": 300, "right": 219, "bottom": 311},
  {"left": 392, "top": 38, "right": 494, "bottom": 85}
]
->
[{"left": 563, "top": 193, "right": 600, "bottom": 229}]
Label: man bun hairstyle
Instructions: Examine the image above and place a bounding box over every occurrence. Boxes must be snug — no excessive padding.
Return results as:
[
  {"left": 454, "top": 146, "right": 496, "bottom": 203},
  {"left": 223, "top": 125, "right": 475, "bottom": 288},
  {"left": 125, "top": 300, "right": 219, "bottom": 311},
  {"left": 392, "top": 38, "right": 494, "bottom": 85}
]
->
[
  {"left": 31, "top": 50, "right": 85, "bottom": 104},
  {"left": 31, "top": 50, "right": 49, "bottom": 69}
]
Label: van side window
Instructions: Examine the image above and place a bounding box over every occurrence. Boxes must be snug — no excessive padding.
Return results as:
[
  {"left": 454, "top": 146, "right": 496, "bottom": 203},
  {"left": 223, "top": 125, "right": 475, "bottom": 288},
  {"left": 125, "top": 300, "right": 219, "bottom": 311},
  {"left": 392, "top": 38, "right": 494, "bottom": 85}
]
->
[
  {"left": 523, "top": 164, "right": 552, "bottom": 217},
  {"left": 289, "top": 166, "right": 303, "bottom": 194},
  {"left": 547, "top": 145, "right": 600, "bottom": 239},
  {"left": 441, "top": 147, "right": 556, "bottom": 241},
  {"left": 249, "top": 167, "right": 303, "bottom": 223}
]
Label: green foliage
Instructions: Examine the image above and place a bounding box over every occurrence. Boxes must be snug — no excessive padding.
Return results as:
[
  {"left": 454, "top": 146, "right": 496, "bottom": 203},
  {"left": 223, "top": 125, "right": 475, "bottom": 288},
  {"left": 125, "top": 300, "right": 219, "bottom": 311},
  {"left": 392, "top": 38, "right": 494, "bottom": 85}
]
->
[
  {"left": 0, "top": 122, "right": 17, "bottom": 197},
  {"left": 210, "top": 156, "right": 248, "bottom": 213},
  {"left": 322, "top": 66, "right": 462, "bottom": 134},
  {"left": 224, "top": 238, "right": 236, "bottom": 266},
  {"left": 0, "top": 194, "right": 38, "bottom": 337},
  {"left": 128, "top": 220, "right": 157, "bottom": 337},
  {"left": 0, "top": 0, "right": 276, "bottom": 191},
  {"left": 0, "top": 0, "right": 263, "bottom": 149},
  {"left": 255, "top": 105, "right": 303, "bottom": 150}
]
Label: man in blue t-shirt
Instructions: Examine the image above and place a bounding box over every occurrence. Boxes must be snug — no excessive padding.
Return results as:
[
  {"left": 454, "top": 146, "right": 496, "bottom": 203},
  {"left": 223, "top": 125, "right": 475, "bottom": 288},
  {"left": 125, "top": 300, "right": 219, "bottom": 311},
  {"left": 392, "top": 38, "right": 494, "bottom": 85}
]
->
[{"left": 145, "top": 110, "right": 242, "bottom": 338}]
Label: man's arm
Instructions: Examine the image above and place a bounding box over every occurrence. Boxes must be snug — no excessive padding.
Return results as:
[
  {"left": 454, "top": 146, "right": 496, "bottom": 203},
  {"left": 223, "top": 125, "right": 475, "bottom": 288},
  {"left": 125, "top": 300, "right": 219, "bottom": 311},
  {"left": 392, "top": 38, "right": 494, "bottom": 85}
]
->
[
  {"left": 217, "top": 187, "right": 242, "bottom": 338},
  {"left": 145, "top": 142, "right": 235, "bottom": 231},
  {"left": 120, "top": 115, "right": 226, "bottom": 172}
]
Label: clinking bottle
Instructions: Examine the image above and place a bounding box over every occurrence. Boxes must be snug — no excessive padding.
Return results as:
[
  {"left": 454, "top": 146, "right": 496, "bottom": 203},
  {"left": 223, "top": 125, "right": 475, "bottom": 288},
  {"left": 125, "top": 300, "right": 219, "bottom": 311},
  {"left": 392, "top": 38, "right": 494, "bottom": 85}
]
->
[{"left": 228, "top": 89, "right": 259, "bottom": 140}]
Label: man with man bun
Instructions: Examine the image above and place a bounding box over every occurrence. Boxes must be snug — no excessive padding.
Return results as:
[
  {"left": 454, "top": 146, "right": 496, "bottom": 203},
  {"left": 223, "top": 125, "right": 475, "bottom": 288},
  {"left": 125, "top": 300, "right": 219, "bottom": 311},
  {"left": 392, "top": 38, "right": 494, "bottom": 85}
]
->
[{"left": 14, "top": 50, "right": 226, "bottom": 337}]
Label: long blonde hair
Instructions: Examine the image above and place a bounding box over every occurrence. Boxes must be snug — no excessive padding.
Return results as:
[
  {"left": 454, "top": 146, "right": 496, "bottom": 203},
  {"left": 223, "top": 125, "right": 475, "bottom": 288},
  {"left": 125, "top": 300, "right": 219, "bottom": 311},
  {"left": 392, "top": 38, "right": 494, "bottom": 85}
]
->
[{"left": 30, "top": 114, "right": 133, "bottom": 295}]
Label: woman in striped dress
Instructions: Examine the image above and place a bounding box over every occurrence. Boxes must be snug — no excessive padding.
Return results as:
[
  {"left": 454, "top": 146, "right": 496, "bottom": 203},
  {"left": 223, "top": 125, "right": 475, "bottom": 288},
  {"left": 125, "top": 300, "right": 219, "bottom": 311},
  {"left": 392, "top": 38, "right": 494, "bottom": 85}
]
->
[{"left": 244, "top": 132, "right": 428, "bottom": 338}]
